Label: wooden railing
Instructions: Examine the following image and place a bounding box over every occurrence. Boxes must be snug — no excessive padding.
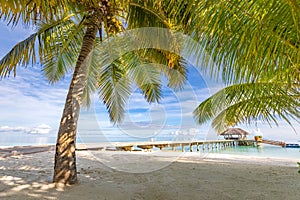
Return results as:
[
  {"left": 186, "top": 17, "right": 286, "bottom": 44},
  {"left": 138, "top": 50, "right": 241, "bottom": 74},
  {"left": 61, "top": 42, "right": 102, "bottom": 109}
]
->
[{"left": 259, "top": 139, "right": 286, "bottom": 147}]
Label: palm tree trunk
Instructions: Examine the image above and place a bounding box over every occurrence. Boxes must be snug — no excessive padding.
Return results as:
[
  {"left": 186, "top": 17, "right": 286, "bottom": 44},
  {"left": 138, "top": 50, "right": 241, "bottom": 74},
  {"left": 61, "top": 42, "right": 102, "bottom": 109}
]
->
[{"left": 53, "top": 24, "right": 98, "bottom": 184}]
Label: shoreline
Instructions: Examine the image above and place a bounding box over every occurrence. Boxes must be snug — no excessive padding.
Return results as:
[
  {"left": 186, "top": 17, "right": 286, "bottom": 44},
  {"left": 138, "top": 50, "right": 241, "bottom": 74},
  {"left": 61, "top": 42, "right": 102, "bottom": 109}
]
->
[
  {"left": 0, "top": 149, "right": 300, "bottom": 199},
  {"left": 0, "top": 144, "right": 298, "bottom": 166},
  {"left": 0, "top": 145, "right": 55, "bottom": 158}
]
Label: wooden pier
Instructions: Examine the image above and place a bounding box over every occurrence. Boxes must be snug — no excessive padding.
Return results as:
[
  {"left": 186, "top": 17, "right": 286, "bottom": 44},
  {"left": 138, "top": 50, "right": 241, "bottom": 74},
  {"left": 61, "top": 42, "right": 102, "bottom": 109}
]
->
[
  {"left": 76, "top": 140, "right": 239, "bottom": 152},
  {"left": 257, "top": 139, "right": 286, "bottom": 147}
]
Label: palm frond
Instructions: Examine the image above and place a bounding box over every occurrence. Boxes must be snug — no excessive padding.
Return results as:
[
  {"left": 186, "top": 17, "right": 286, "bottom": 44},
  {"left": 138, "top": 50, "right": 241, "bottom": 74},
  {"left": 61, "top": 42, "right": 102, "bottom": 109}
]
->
[
  {"left": 122, "top": 53, "right": 162, "bottom": 103},
  {"left": 40, "top": 17, "right": 85, "bottom": 82},
  {"left": 98, "top": 61, "right": 132, "bottom": 123},
  {"left": 0, "top": 0, "right": 71, "bottom": 26},
  {"left": 0, "top": 33, "right": 37, "bottom": 78},
  {"left": 178, "top": 0, "right": 300, "bottom": 84},
  {"left": 0, "top": 13, "right": 83, "bottom": 81},
  {"left": 127, "top": 0, "right": 169, "bottom": 29},
  {"left": 93, "top": 30, "right": 188, "bottom": 122},
  {"left": 193, "top": 82, "right": 300, "bottom": 132}
]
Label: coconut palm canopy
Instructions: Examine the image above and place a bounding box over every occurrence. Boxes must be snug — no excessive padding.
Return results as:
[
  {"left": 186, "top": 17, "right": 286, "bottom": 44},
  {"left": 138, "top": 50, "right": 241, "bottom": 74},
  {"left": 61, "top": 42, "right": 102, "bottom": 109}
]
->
[{"left": 220, "top": 128, "right": 250, "bottom": 136}]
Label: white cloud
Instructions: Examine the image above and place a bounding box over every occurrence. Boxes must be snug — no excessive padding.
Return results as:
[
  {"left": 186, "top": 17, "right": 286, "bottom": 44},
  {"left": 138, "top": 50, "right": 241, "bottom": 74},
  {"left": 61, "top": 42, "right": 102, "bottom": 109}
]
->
[
  {"left": 0, "top": 124, "right": 52, "bottom": 134},
  {"left": 0, "top": 126, "right": 27, "bottom": 132},
  {"left": 0, "top": 67, "right": 69, "bottom": 128},
  {"left": 28, "top": 124, "right": 52, "bottom": 134}
]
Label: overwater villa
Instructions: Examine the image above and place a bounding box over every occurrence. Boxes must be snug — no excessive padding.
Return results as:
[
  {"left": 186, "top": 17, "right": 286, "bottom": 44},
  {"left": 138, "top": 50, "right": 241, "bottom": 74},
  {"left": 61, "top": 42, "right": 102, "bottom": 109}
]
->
[{"left": 219, "top": 128, "right": 249, "bottom": 140}]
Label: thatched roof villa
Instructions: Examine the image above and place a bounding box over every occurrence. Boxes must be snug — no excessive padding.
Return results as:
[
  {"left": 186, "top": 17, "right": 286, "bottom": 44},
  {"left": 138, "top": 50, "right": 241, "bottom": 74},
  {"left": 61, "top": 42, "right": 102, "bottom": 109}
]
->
[{"left": 219, "top": 128, "right": 250, "bottom": 140}]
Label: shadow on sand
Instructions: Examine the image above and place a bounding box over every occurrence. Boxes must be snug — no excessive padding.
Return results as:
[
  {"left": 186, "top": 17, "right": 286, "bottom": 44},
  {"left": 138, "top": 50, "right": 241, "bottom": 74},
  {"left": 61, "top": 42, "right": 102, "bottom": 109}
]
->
[{"left": 1, "top": 149, "right": 300, "bottom": 200}]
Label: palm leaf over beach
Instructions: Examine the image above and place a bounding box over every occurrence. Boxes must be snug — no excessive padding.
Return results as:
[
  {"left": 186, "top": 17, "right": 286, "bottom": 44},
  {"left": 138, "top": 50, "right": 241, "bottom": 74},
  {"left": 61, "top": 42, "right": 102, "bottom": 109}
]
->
[
  {"left": 183, "top": 0, "right": 299, "bottom": 84},
  {"left": 187, "top": 0, "right": 300, "bottom": 131},
  {"left": 193, "top": 82, "right": 300, "bottom": 133}
]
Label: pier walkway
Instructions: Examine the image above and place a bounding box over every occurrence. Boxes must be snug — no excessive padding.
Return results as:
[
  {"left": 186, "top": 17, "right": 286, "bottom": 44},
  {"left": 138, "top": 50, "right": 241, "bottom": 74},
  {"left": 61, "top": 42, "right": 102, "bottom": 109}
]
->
[
  {"left": 258, "top": 139, "right": 286, "bottom": 147},
  {"left": 76, "top": 140, "right": 239, "bottom": 152}
]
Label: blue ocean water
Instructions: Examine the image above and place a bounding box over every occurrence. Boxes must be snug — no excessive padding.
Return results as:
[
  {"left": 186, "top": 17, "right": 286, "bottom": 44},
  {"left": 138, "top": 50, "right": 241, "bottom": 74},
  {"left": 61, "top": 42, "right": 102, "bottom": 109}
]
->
[
  {"left": 0, "top": 131, "right": 299, "bottom": 160},
  {"left": 210, "top": 145, "right": 300, "bottom": 160}
]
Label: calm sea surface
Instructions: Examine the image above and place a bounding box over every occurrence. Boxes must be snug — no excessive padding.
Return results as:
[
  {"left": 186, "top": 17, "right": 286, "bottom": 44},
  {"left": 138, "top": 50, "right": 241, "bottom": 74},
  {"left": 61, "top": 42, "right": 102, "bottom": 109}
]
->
[{"left": 210, "top": 145, "right": 300, "bottom": 160}]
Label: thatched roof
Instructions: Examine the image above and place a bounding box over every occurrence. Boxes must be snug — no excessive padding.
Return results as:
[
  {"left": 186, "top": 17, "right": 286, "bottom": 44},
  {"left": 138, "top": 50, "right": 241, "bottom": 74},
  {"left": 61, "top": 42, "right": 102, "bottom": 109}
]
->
[{"left": 219, "top": 128, "right": 250, "bottom": 136}]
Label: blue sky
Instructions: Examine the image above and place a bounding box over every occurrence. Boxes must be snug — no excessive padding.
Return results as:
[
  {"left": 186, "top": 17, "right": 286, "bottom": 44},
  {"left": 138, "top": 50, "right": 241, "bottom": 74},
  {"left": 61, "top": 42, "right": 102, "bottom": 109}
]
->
[{"left": 0, "top": 21, "right": 299, "bottom": 144}]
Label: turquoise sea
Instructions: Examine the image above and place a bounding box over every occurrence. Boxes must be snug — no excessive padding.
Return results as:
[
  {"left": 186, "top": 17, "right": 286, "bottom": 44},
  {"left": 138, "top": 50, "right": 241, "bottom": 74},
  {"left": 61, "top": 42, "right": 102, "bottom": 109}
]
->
[
  {"left": 210, "top": 145, "right": 300, "bottom": 160},
  {"left": 0, "top": 130, "right": 299, "bottom": 160}
]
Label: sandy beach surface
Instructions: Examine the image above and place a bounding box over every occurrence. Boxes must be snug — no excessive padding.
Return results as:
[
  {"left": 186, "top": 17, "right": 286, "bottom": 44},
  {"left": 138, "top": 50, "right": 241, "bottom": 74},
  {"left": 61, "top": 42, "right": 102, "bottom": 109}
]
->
[{"left": 0, "top": 146, "right": 299, "bottom": 200}]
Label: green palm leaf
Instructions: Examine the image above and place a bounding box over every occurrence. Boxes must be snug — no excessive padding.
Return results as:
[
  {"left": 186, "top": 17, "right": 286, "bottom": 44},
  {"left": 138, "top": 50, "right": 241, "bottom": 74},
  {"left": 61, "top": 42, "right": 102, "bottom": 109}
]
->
[
  {"left": 181, "top": 0, "right": 299, "bottom": 84},
  {"left": 0, "top": 0, "right": 70, "bottom": 25},
  {"left": 98, "top": 62, "right": 131, "bottom": 123},
  {"left": 0, "top": 33, "right": 37, "bottom": 77},
  {"left": 95, "top": 47, "right": 188, "bottom": 121},
  {"left": 40, "top": 17, "right": 85, "bottom": 82},
  {"left": 123, "top": 53, "right": 162, "bottom": 103},
  {"left": 0, "top": 13, "right": 80, "bottom": 80},
  {"left": 193, "top": 82, "right": 300, "bottom": 132}
]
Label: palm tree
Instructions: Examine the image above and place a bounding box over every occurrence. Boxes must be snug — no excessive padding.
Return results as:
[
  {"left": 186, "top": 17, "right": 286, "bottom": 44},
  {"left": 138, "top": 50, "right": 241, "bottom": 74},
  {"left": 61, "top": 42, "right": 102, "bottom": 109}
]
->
[
  {"left": 0, "top": 0, "right": 189, "bottom": 184},
  {"left": 1, "top": 0, "right": 299, "bottom": 185}
]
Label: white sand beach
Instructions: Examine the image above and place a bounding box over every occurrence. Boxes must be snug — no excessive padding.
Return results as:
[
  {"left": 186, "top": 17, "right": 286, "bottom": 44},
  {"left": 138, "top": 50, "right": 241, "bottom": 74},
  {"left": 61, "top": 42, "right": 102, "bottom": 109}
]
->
[{"left": 0, "top": 147, "right": 300, "bottom": 200}]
